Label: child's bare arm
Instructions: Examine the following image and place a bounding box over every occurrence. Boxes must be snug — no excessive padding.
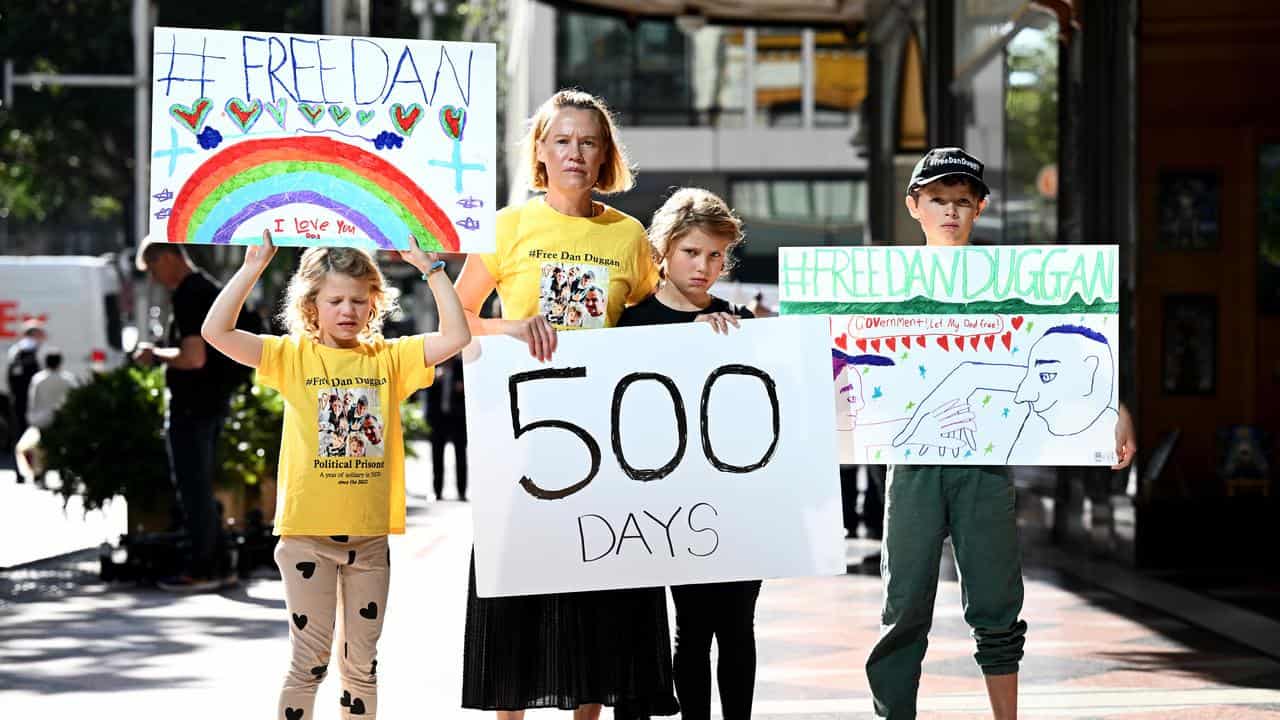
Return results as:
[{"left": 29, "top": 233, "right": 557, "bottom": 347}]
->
[
  {"left": 422, "top": 268, "right": 471, "bottom": 365},
  {"left": 394, "top": 237, "right": 471, "bottom": 366},
  {"left": 202, "top": 229, "right": 276, "bottom": 368}
]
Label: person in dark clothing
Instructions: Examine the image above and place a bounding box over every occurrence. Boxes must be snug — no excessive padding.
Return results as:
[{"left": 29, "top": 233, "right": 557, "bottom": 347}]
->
[
  {"left": 6, "top": 320, "right": 46, "bottom": 471},
  {"left": 424, "top": 353, "right": 467, "bottom": 501},
  {"left": 134, "top": 238, "right": 245, "bottom": 592},
  {"left": 618, "top": 187, "right": 758, "bottom": 720},
  {"left": 840, "top": 465, "right": 886, "bottom": 541}
]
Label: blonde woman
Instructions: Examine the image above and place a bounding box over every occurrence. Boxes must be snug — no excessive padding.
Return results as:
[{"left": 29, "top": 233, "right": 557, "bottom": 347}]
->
[{"left": 454, "top": 89, "right": 678, "bottom": 720}]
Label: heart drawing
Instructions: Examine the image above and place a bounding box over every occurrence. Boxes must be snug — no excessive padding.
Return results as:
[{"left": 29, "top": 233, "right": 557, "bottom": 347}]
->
[
  {"left": 391, "top": 103, "right": 424, "bottom": 135},
  {"left": 170, "top": 98, "right": 212, "bottom": 135},
  {"left": 439, "top": 105, "right": 466, "bottom": 140},
  {"left": 224, "top": 97, "right": 262, "bottom": 133}
]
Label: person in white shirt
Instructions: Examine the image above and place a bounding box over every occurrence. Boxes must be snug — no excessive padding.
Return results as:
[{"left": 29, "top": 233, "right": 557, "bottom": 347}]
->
[{"left": 16, "top": 348, "right": 79, "bottom": 484}]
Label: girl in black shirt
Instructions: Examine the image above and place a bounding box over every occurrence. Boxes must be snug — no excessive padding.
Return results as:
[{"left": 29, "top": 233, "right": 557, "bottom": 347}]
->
[{"left": 618, "top": 188, "right": 759, "bottom": 720}]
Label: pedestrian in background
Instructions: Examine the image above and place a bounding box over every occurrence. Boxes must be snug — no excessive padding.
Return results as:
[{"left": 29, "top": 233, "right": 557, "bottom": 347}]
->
[
  {"left": 6, "top": 318, "right": 46, "bottom": 475},
  {"left": 14, "top": 347, "right": 78, "bottom": 485},
  {"left": 425, "top": 353, "right": 467, "bottom": 501},
  {"left": 135, "top": 239, "right": 246, "bottom": 591}
]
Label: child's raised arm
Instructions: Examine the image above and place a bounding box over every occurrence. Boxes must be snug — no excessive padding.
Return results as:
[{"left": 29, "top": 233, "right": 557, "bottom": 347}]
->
[
  {"left": 202, "top": 229, "right": 277, "bottom": 368},
  {"left": 395, "top": 237, "right": 472, "bottom": 366}
]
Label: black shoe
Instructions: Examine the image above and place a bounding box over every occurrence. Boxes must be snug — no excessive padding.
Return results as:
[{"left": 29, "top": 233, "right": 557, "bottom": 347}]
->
[{"left": 157, "top": 575, "right": 223, "bottom": 593}]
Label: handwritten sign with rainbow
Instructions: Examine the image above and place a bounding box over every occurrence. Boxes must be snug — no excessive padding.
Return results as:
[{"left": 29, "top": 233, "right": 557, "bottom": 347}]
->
[{"left": 148, "top": 27, "right": 496, "bottom": 252}]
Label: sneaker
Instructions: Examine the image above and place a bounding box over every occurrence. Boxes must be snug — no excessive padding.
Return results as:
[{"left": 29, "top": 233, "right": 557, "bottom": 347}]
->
[{"left": 157, "top": 575, "right": 223, "bottom": 593}]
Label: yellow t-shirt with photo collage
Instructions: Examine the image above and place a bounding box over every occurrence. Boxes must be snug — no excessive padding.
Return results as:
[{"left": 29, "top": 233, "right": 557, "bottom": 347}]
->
[
  {"left": 257, "top": 334, "right": 434, "bottom": 536},
  {"left": 479, "top": 196, "right": 659, "bottom": 328}
]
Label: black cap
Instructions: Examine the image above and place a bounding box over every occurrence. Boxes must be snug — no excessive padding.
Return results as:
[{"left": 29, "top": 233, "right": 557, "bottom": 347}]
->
[{"left": 907, "top": 147, "right": 989, "bottom": 196}]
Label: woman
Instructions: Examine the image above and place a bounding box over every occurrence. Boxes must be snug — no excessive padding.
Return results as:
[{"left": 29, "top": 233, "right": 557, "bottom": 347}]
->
[{"left": 454, "top": 89, "right": 678, "bottom": 720}]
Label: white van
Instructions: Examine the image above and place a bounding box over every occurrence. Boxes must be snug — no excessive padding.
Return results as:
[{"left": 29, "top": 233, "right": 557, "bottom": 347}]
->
[{"left": 0, "top": 256, "right": 127, "bottom": 382}]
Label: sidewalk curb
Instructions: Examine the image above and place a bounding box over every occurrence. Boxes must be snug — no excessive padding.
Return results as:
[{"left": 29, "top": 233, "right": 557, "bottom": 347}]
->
[
  {"left": 0, "top": 545, "right": 101, "bottom": 573},
  {"left": 1038, "top": 546, "right": 1280, "bottom": 661}
]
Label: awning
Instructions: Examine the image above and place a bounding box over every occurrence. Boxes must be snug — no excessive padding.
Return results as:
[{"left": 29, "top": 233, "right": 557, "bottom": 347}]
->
[{"left": 536, "top": 0, "right": 869, "bottom": 28}]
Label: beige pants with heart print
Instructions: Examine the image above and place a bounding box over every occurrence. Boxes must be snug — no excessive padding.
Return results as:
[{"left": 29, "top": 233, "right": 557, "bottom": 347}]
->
[{"left": 275, "top": 534, "right": 390, "bottom": 719}]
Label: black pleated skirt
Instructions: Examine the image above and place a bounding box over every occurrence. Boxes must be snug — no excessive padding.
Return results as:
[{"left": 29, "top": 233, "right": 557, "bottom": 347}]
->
[{"left": 461, "top": 555, "right": 680, "bottom": 715}]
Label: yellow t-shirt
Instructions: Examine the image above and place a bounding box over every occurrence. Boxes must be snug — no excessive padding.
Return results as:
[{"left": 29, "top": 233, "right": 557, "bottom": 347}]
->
[
  {"left": 479, "top": 196, "right": 659, "bottom": 328},
  {"left": 257, "top": 334, "right": 434, "bottom": 536}
]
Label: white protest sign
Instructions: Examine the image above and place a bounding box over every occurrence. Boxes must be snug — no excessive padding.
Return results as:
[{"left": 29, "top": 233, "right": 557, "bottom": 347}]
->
[
  {"left": 779, "top": 245, "right": 1121, "bottom": 466},
  {"left": 464, "top": 317, "right": 845, "bottom": 598},
  {"left": 148, "top": 27, "right": 495, "bottom": 252}
]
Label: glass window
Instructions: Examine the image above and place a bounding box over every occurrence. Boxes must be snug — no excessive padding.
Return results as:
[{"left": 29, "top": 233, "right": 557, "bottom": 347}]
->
[
  {"left": 557, "top": 12, "right": 752, "bottom": 127},
  {"left": 954, "top": 4, "right": 1059, "bottom": 244},
  {"left": 754, "top": 28, "right": 804, "bottom": 127},
  {"left": 1004, "top": 26, "right": 1058, "bottom": 244},
  {"left": 557, "top": 12, "right": 865, "bottom": 130},
  {"left": 956, "top": 0, "right": 1026, "bottom": 62},
  {"left": 690, "top": 27, "right": 749, "bottom": 128},
  {"left": 813, "top": 30, "right": 868, "bottom": 127},
  {"left": 729, "top": 177, "right": 867, "bottom": 282}
]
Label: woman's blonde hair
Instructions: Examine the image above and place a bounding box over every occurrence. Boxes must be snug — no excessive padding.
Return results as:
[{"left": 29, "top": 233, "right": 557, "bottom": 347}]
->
[
  {"left": 521, "top": 89, "right": 634, "bottom": 194},
  {"left": 279, "top": 246, "right": 397, "bottom": 342},
  {"left": 647, "top": 188, "right": 745, "bottom": 278}
]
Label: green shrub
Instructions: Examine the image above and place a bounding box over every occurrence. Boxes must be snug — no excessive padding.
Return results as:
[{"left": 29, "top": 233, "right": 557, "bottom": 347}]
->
[
  {"left": 217, "top": 383, "right": 284, "bottom": 488},
  {"left": 42, "top": 365, "right": 168, "bottom": 513}
]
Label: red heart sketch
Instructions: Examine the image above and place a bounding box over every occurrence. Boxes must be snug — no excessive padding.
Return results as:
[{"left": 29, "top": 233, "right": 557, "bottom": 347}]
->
[
  {"left": 870, "top": 339, "right": 881, "bottom": 352},
  {"left": 1001, "top": 331, "right": 1013, "bottom": 350},
  {"left": 969, "top": 336, "right": 980, "bottom": 350},
  {"left": 855, "top": 338, "right": 868, "bottom": 352},
  {"left": 916, "top": 335, "right": 927, "bottom": 347},
  {"left": 1011, "top": 316, "right": 1025, "bottom": 330},
  {"left": 171, "top": 98, "right": 211, "bottom": 131},
  {"left": 984, "top": 335, "right": 995, "bottom": 351},
  {"left": 393, "top": 104, "right": 423, "bottom": 134},
  {"left": 937, "top": 336, "right": 950, "bottom": 351},
  {"left": 227, "top": 98, "right": 259, "bottom": 127},
  {"left": 886, "top": 337, "right": 897, "bottom": 352},
  {"left": 834, "top": 333, "right": 849, "bottom": 351}
]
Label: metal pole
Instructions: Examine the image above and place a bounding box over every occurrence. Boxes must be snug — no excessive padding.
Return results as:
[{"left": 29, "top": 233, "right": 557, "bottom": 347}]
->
[
  {"left": 10, "top": 73, "right": 137, "bottom": 87},
  {"left": 133, "top": 0, "right": 151, "bottom": 246}
]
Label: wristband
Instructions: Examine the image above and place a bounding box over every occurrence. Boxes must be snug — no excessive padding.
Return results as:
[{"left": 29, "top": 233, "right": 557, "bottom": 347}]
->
[{"left": 422, "top": 259, "right": 447, "bottom": 279}]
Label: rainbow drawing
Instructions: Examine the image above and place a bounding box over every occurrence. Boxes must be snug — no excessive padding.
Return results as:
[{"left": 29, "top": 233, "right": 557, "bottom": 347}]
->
[{"left": 167, "top": 136, "right": 460, "bottom": 251}]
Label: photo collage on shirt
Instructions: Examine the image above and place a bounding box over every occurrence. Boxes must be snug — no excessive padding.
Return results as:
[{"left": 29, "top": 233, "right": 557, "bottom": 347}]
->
[
  {"left": 317, "top": 387, "right": 385, "bottom": 458},
  {"left": 539, "top": 261, "right": 609, "bottom": 330}
]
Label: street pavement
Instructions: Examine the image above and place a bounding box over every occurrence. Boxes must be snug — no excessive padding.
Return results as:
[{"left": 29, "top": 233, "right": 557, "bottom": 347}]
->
[
  {"left": 3, "top": 448, "right": 1280, "bottom": 718},
  {"left": 0, "top": 459, "right": 126, "bottom": 569}
]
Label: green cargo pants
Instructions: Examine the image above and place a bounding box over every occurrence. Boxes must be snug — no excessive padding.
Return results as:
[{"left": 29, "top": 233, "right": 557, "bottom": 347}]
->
[{"left": 865, "top": 464, "right": 1027, "bottom": 719}]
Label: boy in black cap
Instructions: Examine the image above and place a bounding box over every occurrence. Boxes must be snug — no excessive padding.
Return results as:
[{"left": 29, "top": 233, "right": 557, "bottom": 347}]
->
[{"left": 864, "top": 147, "right": 1136, "bottom": 719}]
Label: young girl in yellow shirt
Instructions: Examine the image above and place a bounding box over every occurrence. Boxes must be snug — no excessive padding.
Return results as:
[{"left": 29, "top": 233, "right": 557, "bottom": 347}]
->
[{"left": 202, "top": 231, "right": 470, "bottom": 720}]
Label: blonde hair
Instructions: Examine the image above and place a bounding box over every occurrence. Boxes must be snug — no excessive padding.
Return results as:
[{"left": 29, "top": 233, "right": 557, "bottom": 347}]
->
[
  {"left": 647, "top": 188, "right": 745, "bottom": 278},
  {"left": 280, "top": 247, "right": 396, "bottom": 342},
  {"left": 521, "top": 89, "right": 634, "bottom": 194}
]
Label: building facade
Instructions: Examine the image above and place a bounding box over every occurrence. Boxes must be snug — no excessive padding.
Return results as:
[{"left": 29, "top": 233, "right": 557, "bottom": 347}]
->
[{"left": 505, "top": 1, "right": 871, "bottom": 281}]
